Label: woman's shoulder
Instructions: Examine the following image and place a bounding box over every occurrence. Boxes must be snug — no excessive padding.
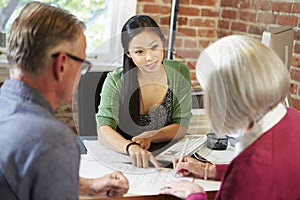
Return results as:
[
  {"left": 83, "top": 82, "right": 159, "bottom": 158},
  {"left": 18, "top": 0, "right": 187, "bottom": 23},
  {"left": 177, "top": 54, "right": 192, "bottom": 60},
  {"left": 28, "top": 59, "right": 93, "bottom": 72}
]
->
[
  {"left": 107, "top": 67, "right": 123, "bottom": 80},
  {"left": 110, "top": 67, "right": 123, "bottom": 75},
  {"left": 163, "top": 59, "right": 190, "bottom": 80},
  {"left": 163, "top": 59, "right": 189, "bottom": 72},
  {"left": 163, "top": 59, "right": 188, "bottom": 67}
]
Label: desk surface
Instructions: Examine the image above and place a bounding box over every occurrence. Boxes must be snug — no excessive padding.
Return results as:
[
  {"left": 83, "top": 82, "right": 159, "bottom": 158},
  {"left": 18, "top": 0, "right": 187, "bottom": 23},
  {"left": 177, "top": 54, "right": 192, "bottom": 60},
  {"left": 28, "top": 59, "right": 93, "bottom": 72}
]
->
[
  {"left": 80, "top": 194, "right": 181, "bottom": 200},
  {"left": 80, "top": 191, "right": 217, "bottom": 200}
]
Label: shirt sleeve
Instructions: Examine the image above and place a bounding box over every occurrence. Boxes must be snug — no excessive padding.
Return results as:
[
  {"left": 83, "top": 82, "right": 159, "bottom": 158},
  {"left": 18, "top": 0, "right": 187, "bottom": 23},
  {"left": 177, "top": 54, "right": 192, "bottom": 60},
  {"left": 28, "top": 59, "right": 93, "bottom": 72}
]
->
[
  {"left": 215, "top": 164, "right": 229, "bottom": 180},
  {"left": 187, "top": 192, "right": 207, "bottom": 200},
  {"left": 96, "top": 70, "right": 122, "bottom": 130}
]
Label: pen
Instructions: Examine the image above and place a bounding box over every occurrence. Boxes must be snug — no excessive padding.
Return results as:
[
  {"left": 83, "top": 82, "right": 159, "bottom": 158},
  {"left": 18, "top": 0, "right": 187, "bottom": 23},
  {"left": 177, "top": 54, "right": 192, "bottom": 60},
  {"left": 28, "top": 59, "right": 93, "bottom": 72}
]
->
[
  {"left": 175, "top": 138, "right": 189, "bottom": 171},
  {"left": 193, "top": 152, "right": 213, "bottom": 165}
]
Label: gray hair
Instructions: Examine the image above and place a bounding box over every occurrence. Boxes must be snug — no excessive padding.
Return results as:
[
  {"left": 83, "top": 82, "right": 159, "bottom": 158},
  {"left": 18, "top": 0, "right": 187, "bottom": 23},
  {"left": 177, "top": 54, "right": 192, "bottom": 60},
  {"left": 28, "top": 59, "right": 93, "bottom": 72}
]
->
[
  {"left": 196, "top": 35, "right": 290, "bottom": 134},
  {"left": 7, "top": 1, "right": 85, "bottom": 75}
]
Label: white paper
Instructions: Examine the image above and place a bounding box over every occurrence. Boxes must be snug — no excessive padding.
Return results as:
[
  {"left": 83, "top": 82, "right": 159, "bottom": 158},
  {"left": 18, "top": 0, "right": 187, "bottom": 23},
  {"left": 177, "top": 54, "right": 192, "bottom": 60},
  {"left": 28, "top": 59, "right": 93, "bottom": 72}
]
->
[
  {"left": 79, "top": 154, "right": 114, "bottom": 178},
  {"left": 121, "top": 165, "right": 190, "bottom": 195},
  {"left": 194, "top": 179, "right": 221, "bottom": 192},
  {"left": 196, "top": 145, "right": 236, "bottom": 164},
  {"left": 82, "top": 140, "right": 132, "bottom": 163}
]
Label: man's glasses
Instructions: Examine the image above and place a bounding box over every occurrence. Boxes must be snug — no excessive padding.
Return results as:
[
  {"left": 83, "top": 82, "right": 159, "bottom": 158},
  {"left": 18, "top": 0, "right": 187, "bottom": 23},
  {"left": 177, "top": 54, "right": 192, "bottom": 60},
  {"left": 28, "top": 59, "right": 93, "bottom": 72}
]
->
[{"left": 52, "top": 52, "right": 92, "bottom": 75}]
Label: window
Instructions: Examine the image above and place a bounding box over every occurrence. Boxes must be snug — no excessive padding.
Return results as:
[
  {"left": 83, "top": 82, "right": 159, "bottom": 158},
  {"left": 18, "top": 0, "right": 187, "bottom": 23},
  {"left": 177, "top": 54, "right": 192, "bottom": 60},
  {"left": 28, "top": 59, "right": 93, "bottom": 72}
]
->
[{"left": 0, "top": 0, "right": 137, "bottom": 69}]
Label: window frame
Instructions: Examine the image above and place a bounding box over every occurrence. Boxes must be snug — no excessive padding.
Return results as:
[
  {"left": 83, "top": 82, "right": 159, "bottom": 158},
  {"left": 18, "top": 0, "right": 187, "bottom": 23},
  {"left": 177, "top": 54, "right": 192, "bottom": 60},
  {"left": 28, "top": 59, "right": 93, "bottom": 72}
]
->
[{"left": 0, "top": 0, "right": 137, "bottom": 72}]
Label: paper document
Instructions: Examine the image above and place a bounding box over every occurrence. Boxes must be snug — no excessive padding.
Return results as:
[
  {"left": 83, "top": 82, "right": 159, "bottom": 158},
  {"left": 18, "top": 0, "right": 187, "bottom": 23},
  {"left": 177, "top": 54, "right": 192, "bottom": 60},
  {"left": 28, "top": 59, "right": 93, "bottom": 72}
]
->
[
  {"left": 79, "top": 154, "right": 193, "bottom": 195},
  {"left": 114, "top": 163, "right": 191, "bottom": 195},
  {"left": 194, "top": 179, "right": 221, "bottom": 192},
  {"left": 82, "top": 140, "right": 132, "bottom": 163},
  {"left": 80, "top": 140, "right": 222, "bottom": 195},
  {"left": 196, "top": 145, "right": 236, "bottom": 164}
]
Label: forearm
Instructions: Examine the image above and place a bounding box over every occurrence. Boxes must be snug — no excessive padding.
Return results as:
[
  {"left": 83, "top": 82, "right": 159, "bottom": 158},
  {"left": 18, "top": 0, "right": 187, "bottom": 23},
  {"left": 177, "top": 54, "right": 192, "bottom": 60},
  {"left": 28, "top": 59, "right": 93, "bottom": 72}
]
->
[
  {"left": 149, "top": 124, "right": 187, "bottom": 143},
  {"left": 97, "top": 125, "right": 131, "bottom": 154},
  {"left": 207, "top": 164, "right": 217, "bottom": 180},
  {"left": 197, "top": 163, "right": 221, "bottom": 180},
  {"left": 79, "top": 177, "right": 102, "bottom": 196}
]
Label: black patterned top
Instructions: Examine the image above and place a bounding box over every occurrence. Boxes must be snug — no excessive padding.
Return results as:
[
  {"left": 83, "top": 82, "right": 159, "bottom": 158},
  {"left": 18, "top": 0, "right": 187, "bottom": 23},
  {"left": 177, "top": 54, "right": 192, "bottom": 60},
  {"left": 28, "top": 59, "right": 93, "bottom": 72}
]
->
[{"left": 137, "top": 88, "right": 173, "bottom": 131}]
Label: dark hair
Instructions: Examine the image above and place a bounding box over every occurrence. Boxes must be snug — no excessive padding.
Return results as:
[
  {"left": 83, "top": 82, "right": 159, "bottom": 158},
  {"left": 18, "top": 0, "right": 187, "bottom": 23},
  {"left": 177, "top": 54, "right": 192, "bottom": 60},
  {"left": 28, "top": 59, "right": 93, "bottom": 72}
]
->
[{"left": 117, "top": 15, "right": 165, "bottom": 139}]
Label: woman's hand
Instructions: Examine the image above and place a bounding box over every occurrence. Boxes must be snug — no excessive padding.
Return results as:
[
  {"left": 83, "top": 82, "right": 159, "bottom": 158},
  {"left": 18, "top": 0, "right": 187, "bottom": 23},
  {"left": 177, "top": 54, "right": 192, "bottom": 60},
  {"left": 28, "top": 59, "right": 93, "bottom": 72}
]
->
[
  {"left": 173, "top": 156, "right": 216, "bottom": 179},
  {"left": 131, "top": 136, "right": 151, "bottom": 150},
  {"left": 160, "top": 180, "right": 205, "bottom": 199},
  {"left": 128, "top": 143, "right": 160, "bottom": 168},
  {"left": 132, "top": 130, "right": 156, "bottom": 150}
]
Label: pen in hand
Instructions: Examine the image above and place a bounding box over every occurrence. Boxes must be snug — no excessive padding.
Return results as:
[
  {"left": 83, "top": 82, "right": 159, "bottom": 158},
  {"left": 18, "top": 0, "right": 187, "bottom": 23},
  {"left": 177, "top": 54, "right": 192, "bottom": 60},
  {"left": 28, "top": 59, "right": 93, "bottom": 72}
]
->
[{"left": 174, "top": 138, "right": 189, "bottom": 175}]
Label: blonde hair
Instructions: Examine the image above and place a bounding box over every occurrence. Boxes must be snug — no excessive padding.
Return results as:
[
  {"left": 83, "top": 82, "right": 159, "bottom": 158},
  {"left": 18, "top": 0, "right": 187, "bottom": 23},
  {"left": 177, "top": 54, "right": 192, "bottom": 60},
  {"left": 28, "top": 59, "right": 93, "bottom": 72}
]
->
[
  {"left": 7, "top": 1, "right": 85, "bottom": 75},
  {"left": 196, "top": 35, "right": 290, "bottom": 134}
]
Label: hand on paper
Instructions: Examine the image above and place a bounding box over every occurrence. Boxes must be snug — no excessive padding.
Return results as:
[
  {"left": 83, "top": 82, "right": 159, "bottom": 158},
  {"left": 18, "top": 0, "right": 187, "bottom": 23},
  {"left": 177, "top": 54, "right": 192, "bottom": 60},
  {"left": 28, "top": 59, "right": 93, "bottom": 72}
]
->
[
  {"left": 80, "top": 171, "right": 129, "bottom": 197},
  {"left": 128, "top": 144, "right": 160, "bottom": 168},
  {"left": 173, "top": 156, "right": 216, "bottom": 179},
  {"left": 159, "top": 180, "right": 205, "bottom": 199}
]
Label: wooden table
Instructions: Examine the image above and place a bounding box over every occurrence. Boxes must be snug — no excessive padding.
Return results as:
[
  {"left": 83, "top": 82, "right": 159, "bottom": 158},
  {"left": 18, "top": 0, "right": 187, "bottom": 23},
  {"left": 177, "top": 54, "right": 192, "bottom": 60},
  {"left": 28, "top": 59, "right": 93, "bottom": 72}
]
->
[{"left": 80, "top": 191, "right": 217, "bottom": 200}]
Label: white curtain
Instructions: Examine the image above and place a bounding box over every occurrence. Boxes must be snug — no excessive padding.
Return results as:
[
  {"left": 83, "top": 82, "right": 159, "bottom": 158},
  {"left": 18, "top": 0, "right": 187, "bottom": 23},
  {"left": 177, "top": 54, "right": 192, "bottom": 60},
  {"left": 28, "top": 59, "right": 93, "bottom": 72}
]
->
[
  {"left": 106, "top": 0, "right": 137, "bottom": 40},
  {"left": 92, "top": 0, "right": 137, "bottom": 69}
]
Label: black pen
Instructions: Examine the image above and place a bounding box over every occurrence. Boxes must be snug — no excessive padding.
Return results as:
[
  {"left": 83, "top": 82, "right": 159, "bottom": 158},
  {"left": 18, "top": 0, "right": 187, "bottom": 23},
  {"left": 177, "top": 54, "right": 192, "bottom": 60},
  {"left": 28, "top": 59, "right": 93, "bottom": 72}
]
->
[{"left": 193, "top": 152, "right": 213, "bottom": 165}]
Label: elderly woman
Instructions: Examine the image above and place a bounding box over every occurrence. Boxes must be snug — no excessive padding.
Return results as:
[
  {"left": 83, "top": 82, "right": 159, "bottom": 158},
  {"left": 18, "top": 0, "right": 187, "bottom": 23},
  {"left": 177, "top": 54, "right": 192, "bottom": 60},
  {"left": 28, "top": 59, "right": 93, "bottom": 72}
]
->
[{"left": 159, "top": 35, "right": 300, "bottom": 200}]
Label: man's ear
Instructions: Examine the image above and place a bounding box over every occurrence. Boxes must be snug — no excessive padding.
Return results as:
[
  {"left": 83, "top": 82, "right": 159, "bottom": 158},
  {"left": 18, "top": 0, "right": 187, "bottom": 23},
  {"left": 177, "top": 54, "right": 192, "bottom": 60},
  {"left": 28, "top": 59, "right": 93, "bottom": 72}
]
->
[{"left": 52, "top": 53, "right": 66, "bottom": 81}]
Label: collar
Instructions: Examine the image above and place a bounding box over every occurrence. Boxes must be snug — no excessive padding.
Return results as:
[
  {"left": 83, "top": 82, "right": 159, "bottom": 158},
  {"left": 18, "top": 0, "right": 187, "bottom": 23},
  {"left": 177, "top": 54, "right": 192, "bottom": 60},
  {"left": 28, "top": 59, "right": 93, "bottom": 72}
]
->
[
  {"left": 235, "top": 103, "right": 287, "bottom": 154},
  {"left": 254, "top": 103, "right": 287, "bottom": 134},
  {"left": 1, "top": 78, "right": 54, "bottom": 115}
]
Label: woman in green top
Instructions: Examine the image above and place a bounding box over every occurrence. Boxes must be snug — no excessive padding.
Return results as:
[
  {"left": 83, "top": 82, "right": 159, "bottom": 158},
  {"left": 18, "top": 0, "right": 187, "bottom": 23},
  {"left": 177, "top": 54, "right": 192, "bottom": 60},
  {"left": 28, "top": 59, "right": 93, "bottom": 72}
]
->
[{"left": 96, "top": 15, "right": 192, "bottom": 168}]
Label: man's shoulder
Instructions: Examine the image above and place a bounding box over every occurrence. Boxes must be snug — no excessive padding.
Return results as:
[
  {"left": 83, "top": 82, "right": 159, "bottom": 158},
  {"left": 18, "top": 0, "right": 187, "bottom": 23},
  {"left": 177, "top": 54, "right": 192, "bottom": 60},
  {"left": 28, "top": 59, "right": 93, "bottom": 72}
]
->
[{"left": 0, "top": 111, "right": 77, "bottom": 153}]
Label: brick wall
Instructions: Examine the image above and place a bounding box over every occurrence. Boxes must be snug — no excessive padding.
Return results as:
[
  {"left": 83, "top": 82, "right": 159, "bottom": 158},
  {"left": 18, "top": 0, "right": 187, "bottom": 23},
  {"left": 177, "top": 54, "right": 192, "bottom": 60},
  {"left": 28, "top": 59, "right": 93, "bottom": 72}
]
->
[
  {"left": 137, "top": 0, "right": 219, "bottom": 85},
  {"left": 137, "top": 0, "right": 300, "bottom": 110},
  {"left": 218, "top": 0, "right": 300, "bottom": 109}
]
